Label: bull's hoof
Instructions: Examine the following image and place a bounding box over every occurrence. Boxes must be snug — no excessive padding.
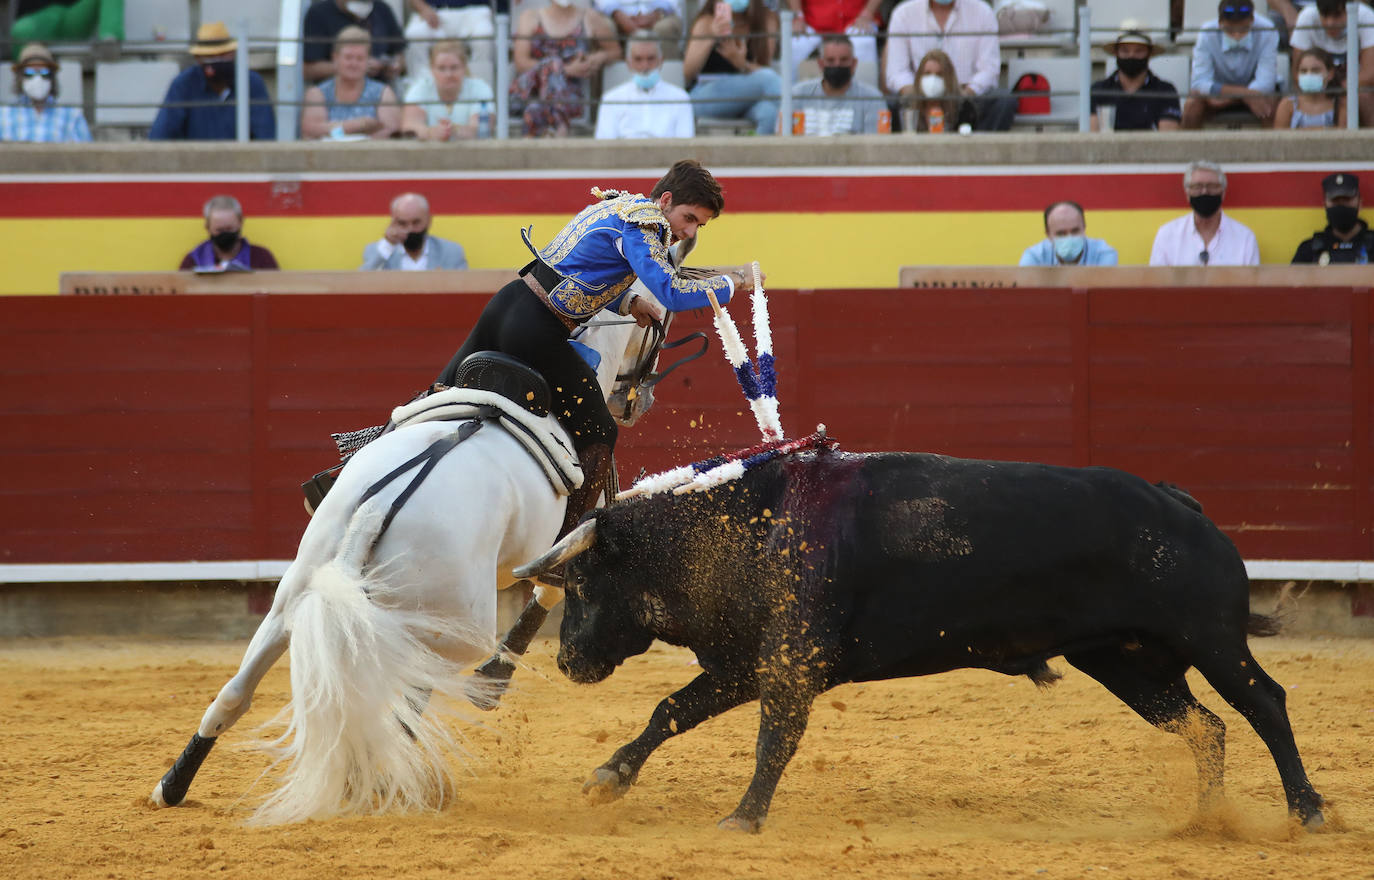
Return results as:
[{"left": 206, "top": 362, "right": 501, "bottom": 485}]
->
[
  {"left": 581, "top": 766, "right": 631, "bottom": 805},
  {"left": 717, "top": 814, "right": 763, "bottom": 833},
  {"left": 1303, "top": 810, "right": 1326, "bottom": 830}
]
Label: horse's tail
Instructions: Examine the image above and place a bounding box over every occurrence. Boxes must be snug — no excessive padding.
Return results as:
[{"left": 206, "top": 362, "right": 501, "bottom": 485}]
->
[{"left": 249, "top": 505, "right": 496, "bottom": 825}]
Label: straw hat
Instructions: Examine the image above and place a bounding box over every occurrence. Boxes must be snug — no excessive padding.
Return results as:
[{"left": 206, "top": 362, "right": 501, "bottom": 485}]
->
[
  {"left": 1103, "top": 20, "right": 1165, "bottom": 57},
  {"left": 15, "top": 43, "right": 58, "bottom": 69},
  {"left": 189, "top": 21, "right": 238, "bottom": 57}
]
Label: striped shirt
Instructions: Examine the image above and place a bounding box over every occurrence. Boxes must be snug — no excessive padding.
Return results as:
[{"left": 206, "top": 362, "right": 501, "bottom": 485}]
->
[{"left": 0, "top": 99, "right": 92, "bottom": 143}]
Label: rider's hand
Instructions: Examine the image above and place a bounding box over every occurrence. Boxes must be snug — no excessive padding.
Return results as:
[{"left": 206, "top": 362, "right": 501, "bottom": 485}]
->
[{"left": 629, "top": 294, "right": 664, "bottom": 327}]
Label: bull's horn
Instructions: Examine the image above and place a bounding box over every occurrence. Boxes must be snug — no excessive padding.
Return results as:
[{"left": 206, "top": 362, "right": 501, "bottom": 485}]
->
[{"left": 514, "top": 519, "right": 598, "bottom": 578}]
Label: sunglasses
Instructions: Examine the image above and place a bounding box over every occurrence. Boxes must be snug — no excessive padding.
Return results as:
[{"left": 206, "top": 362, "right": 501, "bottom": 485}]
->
[
  {"left": 1220, "top": 5, "right": 1254, "bottom": 18},
  {"left": 21, "top": 67, "right": 55, "bottom": 79}
]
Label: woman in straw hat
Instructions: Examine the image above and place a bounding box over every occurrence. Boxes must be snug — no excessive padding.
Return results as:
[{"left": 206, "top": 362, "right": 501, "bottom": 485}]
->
[{"left": 1, "top": 42, "right": 90, "bottom": 142}]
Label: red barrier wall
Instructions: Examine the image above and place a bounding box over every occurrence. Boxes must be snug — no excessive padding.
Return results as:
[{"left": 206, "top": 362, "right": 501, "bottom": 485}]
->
[{"left": 2, "top": 287, "right": 1370, "bottom": 564}]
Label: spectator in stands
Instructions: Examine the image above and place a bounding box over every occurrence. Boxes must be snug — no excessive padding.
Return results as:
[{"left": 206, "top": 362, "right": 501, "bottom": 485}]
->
[
  {"left": 1267, "top": 0, "right": 1316, "bottom": 35},
  {"left": 790, "top": 34, "right": 886, "bottom": 134},
  {"left": 511, "top": 0, "right": 622, "bottom": 137},
  {"left": 149, "top": 22, "right": 277, "bottom": 142},
  {"left": 1274, "top": 47, "right": 1346, "bottom": 127},
  {"left": 303, "top": 0, "right": 406, "bottom": 85},
  {"left": 1019, "top": 201, "right": 1119, "bottom": 266},
  {"left": 1149, "top": 160, "right": 1260, "bottom": 266},
  {"left": 301, "top": 26, "right": 402, "bottom": 140},
  {"left": 1292, "top": 173, "right": 1372, "bottom": 263},
  {"left": 597, "top": 0, "right": 685, "bottom": 60},
  {"left": 179, "top": 195, "right": 280, "bottom": 271},
  {"left": 785, "top": 0, "right": 880, "bottom": 79},
  {"left": 684, "top": 0, "right": 783, "bottom": 135},
  {"left": 1288, "top": 0, "right": 1374, "bottom": 126},
  {"left": 906, "top": 49, "right": 977, "bottom": 132},
  {"left": 9, "top": 0, "right": 122, "bottom": 58},
  {"left": 884, "top": 0, "right": 1016, "bottom": 132},
  {"left": 404, "top": 0, "right": 500, "bottom": 83},
  {"left": 595, "top": 31, "right": 695, "bottom": 138},
  {"left": 361, "top": 193, "right": 468, "bottom": 270},
  {"left": 1090, "top": 24, "right": 1182, "bottom": 132},
  {"left": 401, "top": 39, "right": 495, "bottom": 140},
  {"left": 1, "top": 43, "right": 90, "bottom": 142},
  {"left": 1182, "top": 2, "right": 1279, "bottom": 128}
]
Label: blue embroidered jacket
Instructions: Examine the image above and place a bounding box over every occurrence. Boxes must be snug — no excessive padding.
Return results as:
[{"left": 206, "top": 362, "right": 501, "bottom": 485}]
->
[{"left": 537, "top": 192, "right": 732, "bottom": 323}]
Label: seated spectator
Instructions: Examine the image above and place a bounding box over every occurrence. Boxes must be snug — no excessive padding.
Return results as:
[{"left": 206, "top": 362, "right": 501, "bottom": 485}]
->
[
  {"left": 595, "top": 32, "right": 695, "bottom": 138},
  {"left": 403, "top": 0, "right": 500, "bottom": 83},
  {"left": 1019, "top": 201, "right": 1119, "bottom": 267},
  {"left": 1288, "top": 0, "right": 1374, "bottom": 126},
  {"left": 301, "top": 27, "right": 402, "bottom": 140},
  {"left": 884, "top": 0, "right": 1016, "bottom": 132},
  {"left": 906, "top": 48, "right": 977, "bottom": 133},
  {"left": 1149, "top": 160, "right": 1260, "bottom": 266},
  {"left": 1182, "top": 2, "right": 1279, "bottom": 128},
  {"left": 1274, "top": 48, "right": 1346, "bottom": 128},
  {"left": 149, "top": 22, "right": 276, "bottom": 141},
  {"left": 9, "top": 0, "right": 122, "bottom": 57},
  {"left": 361, "top": 193, "right": 468, "bottom": 270},
  {"left": 0, "top": 43, "right": 90, "bottom": 142},
  {"left": 597, "top": 0, "right": 685, "bottom": 60},
  {"left": 401, "top": 39, "right": 495, "bottom": 141},
  {"left": 684, "top": 0, "right": 783, "bottom": 135},
  {"left": 785, "top": 0, "right": 880, "bottom": 79},
  {"left": 1090, "top": 24, "right": 1182, "bottom": 132},
  {"left": 511, "top": 0, "right": 621, "bottom": 138},
  {"left": 790, "top": 34, "right": 886, "bottom": 135},
  {"left": 1267, "top": 0, "right": 1314, "bottom": 35},
  {"left": 179, "top": 195, "right": 280, "bottom": 271},
  {"left": 1292, "top": 173, "right": 1372, "bottom": 263},
  {"left": 303, "top": 0, "right": 406, "bottom": 85}
]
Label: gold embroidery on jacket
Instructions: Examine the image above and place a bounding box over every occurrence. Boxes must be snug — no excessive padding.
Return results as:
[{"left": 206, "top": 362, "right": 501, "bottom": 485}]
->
[
  {"left": 540, "top": 194, "right": 669, "bottom": 267},
  {"left": 638, "top": 227, "right": 726, "bottom": 296}
]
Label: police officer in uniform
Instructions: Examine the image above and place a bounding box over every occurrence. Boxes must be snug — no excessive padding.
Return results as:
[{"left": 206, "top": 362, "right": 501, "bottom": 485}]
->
[{"left": 1292, "top": 173, "right": 1373, "bottom": 265}]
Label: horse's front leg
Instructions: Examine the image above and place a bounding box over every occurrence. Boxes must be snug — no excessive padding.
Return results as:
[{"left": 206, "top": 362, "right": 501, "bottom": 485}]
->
[{"left": 471, "top": 581, "right": 563, "bottom": 710}]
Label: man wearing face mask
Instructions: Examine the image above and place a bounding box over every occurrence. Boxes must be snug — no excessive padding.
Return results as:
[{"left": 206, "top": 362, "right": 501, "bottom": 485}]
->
[
  {"left": 1182, "top": 2, "right": 1279, "bottom": 128},
  {"left": 179, "top": 195, "right": 280, "bottom": 272},
  {"left": 149, "top": 22, "right": 276, "bottom": 141},
  {"left": 1149, "top": 160, "right": 1260, "bottom": 267},
  {"left": 1089, "top": 24, "right": 1181, "bottom": 132},
  {"left": 361, "top": 193, "right": 469, "bottom": 271},
  {"left": 0, "top": 42, "right": 90, "bottom": 142},
  {"left": 1292, "top": 174, "right": 1373, "bottom": 265},
  {"left": 790, "top": 34, "right": 886, "bottom": 134},
  {"left": 1018, "top": 202, "right": 1119, "bottom": 267},
  {"left": 595, "top": 33, "right": 694, "bottom": 139},
  {"left": 302, "top": 0, "right": 406, "bottom": 84}
]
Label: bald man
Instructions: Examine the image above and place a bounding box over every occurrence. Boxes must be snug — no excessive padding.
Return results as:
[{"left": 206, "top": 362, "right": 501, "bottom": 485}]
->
[{"left": 360, "top": 192, "right": 468, "bottom": 270}]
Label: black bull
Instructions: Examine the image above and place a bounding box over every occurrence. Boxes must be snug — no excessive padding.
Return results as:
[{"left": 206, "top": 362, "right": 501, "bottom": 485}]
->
[{"left": 518, "top": 449, "right": 1326, "bottom": 833}]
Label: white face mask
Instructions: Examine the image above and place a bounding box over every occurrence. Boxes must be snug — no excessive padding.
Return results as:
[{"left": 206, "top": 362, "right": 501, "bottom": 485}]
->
[
  {"left": 919, "top": 74, "right": 945, "bottom": 98},
  {"left": 345, "top": 1, "right": 373, "bottom": 18},
  {"left": 22, "top": 74, "right": 53, "bottom": 102}
]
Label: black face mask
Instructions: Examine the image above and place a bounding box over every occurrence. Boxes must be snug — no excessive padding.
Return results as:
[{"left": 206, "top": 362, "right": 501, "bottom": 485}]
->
[
  {"left": 211, "top": 230, "right": 241, "bottom": 252},
  {"left": 821, "top": 65, "right": 854, "bottom": 89},
  {"left": 1116, "top": 56, "right": 1148, "bottom": 78},
  {"left": 404, "top": 230, "right": 427, "bottom": 252},
  {"left": 204, "top": 61, "right": 235, "bottom": 82},
  {"left": 1190, "top": 194, "right": 1223, "bottom": 218},
  {"left": 1326, "top": 204, "right": 1361, "bottom": 233}
]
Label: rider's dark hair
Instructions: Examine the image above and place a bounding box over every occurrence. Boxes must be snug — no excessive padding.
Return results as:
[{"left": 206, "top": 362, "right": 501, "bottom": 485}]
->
[{"left": 651, "top": 160, "right": 725, "bottom": 215}]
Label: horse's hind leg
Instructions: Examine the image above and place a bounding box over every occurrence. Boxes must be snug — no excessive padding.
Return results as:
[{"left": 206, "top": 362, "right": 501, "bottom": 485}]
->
[
  {"left": 150, "top": 569, "right": 297, "bottom": 807},
  {"left": 1065, "top": 643, "right": 1227, "bottom": 812}
]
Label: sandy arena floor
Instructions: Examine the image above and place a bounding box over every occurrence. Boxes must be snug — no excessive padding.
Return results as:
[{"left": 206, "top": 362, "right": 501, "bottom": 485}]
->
[{"left": 1, "top": 635, "right": 1371, "bottom": 880}]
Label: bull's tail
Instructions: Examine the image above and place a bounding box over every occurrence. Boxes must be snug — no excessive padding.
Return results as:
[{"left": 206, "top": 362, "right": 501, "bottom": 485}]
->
[
  {"left": 1248, "top": 613, "right": 1284, "bottom": 637},
  {"left": 248, "top": 505, "right": 495, "bottom": 825},
  {"left": 1153, "top": 480, "right": 1203, "bottom": 513}
]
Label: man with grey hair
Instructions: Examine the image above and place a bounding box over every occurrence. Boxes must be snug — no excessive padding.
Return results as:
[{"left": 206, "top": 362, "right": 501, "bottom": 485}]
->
[
  {"left": 1149, "top": 160, "right": 1259, "bottom": 266},
  {"left": 595, "top": 31, "right": 693, "bottom": 139},
  {"left": 179, "top": 195, "right": 280, "bottom": 271},
  {"left": 361, "top": 192, "right": 468, "bottom": 270}
]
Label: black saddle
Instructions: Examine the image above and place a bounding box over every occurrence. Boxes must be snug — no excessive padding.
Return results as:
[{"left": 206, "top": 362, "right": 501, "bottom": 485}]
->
[{"left": 454, "top": 351, "right": 552, "bottom": 418}]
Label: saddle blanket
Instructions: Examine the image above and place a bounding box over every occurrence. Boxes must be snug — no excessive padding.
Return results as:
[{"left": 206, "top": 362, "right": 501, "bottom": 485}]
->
[{"left": 390, "top": 388, "right": 584, "bottom": 496}]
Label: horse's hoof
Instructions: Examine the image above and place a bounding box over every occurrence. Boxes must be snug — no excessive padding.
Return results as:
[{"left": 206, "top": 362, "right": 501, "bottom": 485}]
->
[
  {"left": 150, "top": 782, "right": 170, "bottom": 808},
  {"left": 581, "top": 766, "right": 630, "bottom": 805},
  {"left": 717, "top": 814, "right": 762, "bottom": 833}
]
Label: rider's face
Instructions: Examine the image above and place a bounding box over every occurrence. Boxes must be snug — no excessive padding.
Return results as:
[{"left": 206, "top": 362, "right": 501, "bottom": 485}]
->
[{"left": 657, "top": 193, "right": 717, "bottom": 244}]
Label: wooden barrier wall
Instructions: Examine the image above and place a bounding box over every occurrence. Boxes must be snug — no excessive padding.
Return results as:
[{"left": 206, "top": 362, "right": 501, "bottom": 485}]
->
[{"left": 1, "top": 286, "right": 1370, "bottom": 564}]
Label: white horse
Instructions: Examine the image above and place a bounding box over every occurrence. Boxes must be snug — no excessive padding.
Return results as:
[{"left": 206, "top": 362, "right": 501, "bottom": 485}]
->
[{"left": 148, "top": 296, "right": 697, "bottom": 824}]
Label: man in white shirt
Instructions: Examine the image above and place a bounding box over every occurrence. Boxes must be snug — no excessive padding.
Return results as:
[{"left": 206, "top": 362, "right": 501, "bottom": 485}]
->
[
  {"left": 1288, "top": 0, "right": 1374, "bottom": 125},
  {"left": 1149, "top": 160, "right": 1260, "bottom": 267},
  {"left": 595, "top": 33, "right": 695, "bottom": 139},
  {"left": 883, "top": 0, "right": 1016, "bottom": 130},
  {"left": 596, "top": 0, "right": 684, "bottom": 59},
  {"left": 360, "top": 192, "right": 469, "bottom": 270}
]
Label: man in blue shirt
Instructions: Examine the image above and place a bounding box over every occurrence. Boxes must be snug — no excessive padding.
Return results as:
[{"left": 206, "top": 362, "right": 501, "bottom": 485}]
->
[
  {"left": 1019, "top": 201, "right": 1119, "bottom": 267},
  {"left": 149, "top": 22, "right": 275, "bottom": 141},
  {"left": 1183, "top": 1, "right": 1279, "bottom": 128}
]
